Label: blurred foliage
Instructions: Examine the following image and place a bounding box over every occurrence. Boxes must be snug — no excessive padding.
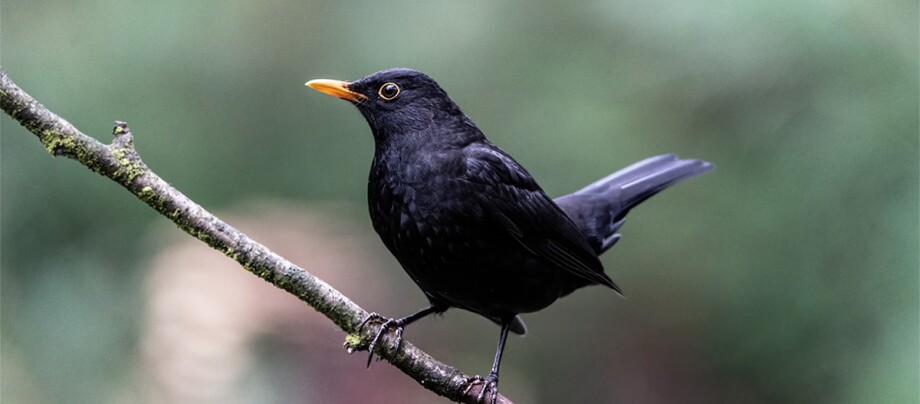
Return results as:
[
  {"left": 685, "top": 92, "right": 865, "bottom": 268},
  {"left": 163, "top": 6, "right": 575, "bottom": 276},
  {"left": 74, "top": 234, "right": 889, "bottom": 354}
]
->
[{"left": 1, "top": 0, "right": 917, "bottom": 403}]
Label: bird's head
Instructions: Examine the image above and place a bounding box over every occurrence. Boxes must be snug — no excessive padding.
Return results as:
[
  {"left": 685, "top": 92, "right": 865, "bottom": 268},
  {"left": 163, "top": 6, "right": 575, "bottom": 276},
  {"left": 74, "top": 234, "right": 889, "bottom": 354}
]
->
[{"left": 307, "top": 68, "right": 476, "bottom": 144}]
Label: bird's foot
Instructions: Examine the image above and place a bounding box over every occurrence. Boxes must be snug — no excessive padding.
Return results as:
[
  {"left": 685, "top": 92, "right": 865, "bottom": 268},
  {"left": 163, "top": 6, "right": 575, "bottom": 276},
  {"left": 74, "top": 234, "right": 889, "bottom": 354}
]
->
[
  {"left": 465, "top": 372, "right": 500, "bottom": 404},
  {"left": 356, "top": 312, "right": 406, "bottom": 368}
]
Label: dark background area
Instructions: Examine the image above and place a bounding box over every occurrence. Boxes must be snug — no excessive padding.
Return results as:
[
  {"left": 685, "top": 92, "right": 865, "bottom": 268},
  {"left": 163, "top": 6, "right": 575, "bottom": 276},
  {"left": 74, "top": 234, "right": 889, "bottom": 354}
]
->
[{"left": 2, "top": 1, "right": 917, "bottom": 403}]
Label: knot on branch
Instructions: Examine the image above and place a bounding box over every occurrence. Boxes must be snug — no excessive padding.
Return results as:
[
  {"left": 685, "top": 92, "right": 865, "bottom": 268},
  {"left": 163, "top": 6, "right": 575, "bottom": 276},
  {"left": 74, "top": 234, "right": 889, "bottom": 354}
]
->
[
  {"left": 107, "top": 121, "right": 148, "bottom": 185},
  {"left": 113, "top": 120, "right": 130, "bottom": 136}
]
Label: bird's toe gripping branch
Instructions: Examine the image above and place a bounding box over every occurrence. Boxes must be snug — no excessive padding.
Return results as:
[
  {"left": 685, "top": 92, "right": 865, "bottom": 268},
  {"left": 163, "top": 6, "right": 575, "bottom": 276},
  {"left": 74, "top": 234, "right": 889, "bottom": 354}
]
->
[
  {"left": 463, "top": 373, "right": 500, "bottom": 404},
  {"left": 349, "top": 312, "right": 407, "bottom": 367}
]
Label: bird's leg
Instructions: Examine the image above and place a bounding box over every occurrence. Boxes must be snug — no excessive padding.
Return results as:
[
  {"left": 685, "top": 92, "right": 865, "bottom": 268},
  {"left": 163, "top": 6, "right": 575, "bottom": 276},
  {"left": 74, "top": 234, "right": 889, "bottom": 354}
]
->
[
  {"left": 356, "top": 304, "right": 446, "bottom": 367},
  {"left": 466, "top": 321, "right": 511, "bottom": 404}
]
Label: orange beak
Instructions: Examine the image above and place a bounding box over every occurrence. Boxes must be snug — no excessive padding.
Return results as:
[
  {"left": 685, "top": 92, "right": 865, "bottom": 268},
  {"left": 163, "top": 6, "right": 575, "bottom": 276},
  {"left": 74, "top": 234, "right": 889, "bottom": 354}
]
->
[{"left": 305, "top": 79, "right": 366, "bottom": 103}]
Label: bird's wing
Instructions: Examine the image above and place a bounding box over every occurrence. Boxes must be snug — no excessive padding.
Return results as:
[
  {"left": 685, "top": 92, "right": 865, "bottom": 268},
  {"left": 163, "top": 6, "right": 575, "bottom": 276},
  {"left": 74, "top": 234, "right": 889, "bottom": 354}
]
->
[{"left": 461, "top": 143, "right": 621, "bottom": 293}]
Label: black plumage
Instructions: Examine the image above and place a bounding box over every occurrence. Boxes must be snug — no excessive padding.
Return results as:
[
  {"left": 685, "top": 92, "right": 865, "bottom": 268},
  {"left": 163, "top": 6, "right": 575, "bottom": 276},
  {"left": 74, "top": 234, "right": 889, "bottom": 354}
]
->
[{"left": 307, "top": 68, "right": 713, "bottom": 402}]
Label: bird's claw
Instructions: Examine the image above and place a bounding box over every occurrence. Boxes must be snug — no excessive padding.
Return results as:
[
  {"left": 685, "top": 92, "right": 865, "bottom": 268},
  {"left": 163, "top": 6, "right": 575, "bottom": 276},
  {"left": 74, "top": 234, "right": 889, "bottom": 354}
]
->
[
  {"left": 465, "top": 373, "right": 500, "bottom": 404},
  {"left": 356, "top": 312, "right": 406, "bottom": 368},
  {"left": 356, "top": 312, "right": 385, "bottom": 333}
]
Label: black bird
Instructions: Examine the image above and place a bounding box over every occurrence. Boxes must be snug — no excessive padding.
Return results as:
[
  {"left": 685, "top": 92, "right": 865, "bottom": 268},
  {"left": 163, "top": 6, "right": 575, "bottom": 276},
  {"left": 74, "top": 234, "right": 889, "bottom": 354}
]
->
[{"left": 307, "top": 68, "right": 712, "bottom": 402}]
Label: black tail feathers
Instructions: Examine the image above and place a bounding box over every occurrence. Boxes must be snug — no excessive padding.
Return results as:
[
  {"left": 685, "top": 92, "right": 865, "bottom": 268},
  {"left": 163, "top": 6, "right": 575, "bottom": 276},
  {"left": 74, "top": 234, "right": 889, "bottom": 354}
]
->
[{"left": 555, "top": 154, "right": 713, "bottom": 254}]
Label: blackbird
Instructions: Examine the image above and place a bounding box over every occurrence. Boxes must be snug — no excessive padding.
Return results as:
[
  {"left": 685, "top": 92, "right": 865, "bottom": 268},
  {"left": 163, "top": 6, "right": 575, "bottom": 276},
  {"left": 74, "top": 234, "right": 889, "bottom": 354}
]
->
[{"left": 307, "top": 68, "right": 712, "bottom": 402}]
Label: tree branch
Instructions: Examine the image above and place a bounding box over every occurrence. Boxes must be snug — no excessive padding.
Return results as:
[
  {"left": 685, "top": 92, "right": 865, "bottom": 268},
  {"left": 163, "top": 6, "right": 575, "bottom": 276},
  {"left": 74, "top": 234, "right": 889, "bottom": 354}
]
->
[{"left": 0, "top": 67, "right": 511, "bottom": 404}]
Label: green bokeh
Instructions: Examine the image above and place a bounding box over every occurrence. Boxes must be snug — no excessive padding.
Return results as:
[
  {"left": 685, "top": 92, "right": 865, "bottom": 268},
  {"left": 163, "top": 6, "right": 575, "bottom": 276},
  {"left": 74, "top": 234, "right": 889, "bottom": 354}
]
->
[{"left": 2, "top": 1, "right": 917, "bottom": 403}]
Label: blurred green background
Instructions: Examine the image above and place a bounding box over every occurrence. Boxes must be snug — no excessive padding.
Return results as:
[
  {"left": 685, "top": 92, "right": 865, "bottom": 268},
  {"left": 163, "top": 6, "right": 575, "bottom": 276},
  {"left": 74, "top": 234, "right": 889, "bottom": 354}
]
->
[{"left": 2, "top": 1, "right": 917, "bottom": 403}]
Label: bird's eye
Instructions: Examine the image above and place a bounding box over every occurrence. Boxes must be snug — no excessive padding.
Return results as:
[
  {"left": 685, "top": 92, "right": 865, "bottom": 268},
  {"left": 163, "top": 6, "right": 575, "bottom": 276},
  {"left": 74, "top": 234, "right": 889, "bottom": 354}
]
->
[{"left": 378, "top": 83, "right": 400, "bottom": 100}]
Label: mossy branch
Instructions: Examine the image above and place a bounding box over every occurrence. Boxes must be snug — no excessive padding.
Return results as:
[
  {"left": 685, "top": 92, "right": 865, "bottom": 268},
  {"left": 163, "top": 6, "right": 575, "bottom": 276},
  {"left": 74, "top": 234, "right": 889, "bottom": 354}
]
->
[{"left": 0, "top": 67, "right": 512, "bottom": 404}]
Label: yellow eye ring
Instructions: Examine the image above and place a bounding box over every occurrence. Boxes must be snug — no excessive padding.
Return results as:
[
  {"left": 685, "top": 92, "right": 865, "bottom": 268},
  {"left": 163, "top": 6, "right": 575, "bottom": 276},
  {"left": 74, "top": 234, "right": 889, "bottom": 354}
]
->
[{"left": 378, "top": 83, "right": 400, "bottom": 100}]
